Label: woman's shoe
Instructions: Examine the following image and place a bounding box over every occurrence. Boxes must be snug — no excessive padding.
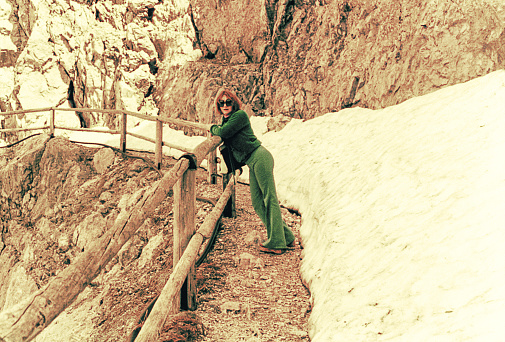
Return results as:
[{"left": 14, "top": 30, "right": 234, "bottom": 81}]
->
[
  {"left": 261, "top": 240, "right": 296, "bottom": 249},
  {"left": 258, "top": 245, "right": 285, "bottom": 255}
]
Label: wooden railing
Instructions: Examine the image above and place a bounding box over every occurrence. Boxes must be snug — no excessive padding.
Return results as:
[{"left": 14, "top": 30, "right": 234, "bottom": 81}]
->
[
  {"left": 0, "top": 107, "right": 234, "bottom": 342},
  {"left": 0, "top": 106, "right": 214, "bottom": 170}
]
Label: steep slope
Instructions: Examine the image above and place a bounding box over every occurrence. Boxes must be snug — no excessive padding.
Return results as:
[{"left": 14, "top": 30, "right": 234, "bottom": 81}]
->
[
  {"left": 0, "top": 136, "right": 181, "bottom": 340},
  {"left": 3, "top": 0, "right": 504, "bottom": 131}
]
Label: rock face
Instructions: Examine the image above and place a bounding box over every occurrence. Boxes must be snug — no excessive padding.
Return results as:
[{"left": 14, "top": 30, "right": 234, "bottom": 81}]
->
[
  {"left": 2, "top": 0, "right": 504, "bottom": 129},
  {"left": 155, "top": 61, "right": 264, "bottom": 125},
  {"left": 155, "top": 0, "right": 505, "bottom": 121},
  {"left": 190, "top": 0, "right": 270, "bottom": 63},
  {"left": 0, "top": 134, "right": 226, "bottom": 341},
  {"left": 0, "top": 135, "right": 182, "bottom": 340},
  {"left": 0, "top": 135, "right": 97, "bottom": 310},
  {"left": 0, "top": 0, "right": 200, "bottom": 137}
]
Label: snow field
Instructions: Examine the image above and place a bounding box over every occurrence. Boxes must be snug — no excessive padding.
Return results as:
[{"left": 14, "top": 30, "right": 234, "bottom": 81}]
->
[{"left": 261, "top": 70, "right": 505, "bottom": 341}]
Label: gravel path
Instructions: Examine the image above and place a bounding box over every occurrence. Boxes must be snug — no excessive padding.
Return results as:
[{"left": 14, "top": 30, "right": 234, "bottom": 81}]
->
[{"left": 194, "top": 180, "right": 311, "bottom": 342}]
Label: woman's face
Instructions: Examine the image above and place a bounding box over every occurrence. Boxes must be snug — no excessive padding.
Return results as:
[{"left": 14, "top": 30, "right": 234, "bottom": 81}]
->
[{"left": 218, "top": 95, "right": 233, "bottom": 117}]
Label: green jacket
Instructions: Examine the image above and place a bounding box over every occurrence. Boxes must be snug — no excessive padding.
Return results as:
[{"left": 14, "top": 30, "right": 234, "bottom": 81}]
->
[{"left": 210, "top": 110, "right": 261, "bottom": 163}]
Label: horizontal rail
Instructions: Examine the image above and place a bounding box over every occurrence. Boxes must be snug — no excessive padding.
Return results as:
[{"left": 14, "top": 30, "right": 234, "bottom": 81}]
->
[
  {"left": 1, "top": 107, "right": 213, "bottom": 163},
  {"left": 52, "top": 107, "right": 116, "bottom": 113},
  {"left": 54, "top": 126, "right": 120, "bottom": 135},
  {"left": 56, "top": 108, "right": 158, "bottom": 122},
  {"left": 125, "top": 131, "right": 194, "bottom": 153},
  {"left": 0, "top": 107, "right": 52, "bottom": 116},
  {"left": 127, "top": 131, "right": 157, "bottom": 144},
  {"left": 122, "top": 109, "right": 158, "bottom": 122},
  {"left": 1, "top": 107, "right": 208, "bottom": 129},
  {"left": 0, "top": 126, "right": 49, "bottom": 133},
  {"left": 158, "top": 116, "right": 209, "bottom": 131},
  {"left": 161, "top": 141, "right": 193, "bottom": 153}
]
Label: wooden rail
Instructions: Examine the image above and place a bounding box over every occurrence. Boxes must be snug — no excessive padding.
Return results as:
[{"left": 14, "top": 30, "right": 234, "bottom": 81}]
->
[
  {"left": 0, "top": 107, "right": 212, "bottom": 172},
  {"left": 135, "top": 178, "right": 235, "bottom": 341},
  {"left": 0, "top": 108, "right": 236, "bottom": 342}
]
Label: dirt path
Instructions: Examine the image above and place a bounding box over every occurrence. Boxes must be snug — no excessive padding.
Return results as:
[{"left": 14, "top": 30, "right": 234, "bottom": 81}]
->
[{"left": 194, "top": 179, "right": 311, "bottom": 341}]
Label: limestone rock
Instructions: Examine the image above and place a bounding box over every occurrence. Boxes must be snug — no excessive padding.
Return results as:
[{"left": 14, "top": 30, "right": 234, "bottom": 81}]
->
[
  {"left": 155, "top": 61, "right": 264, "bottom": 123},
  {"left": 98, "top": 191, "right": 113, "bottom": 203},
  {"left": 57, "top": 233, "right": 71, "bottom": 253},
  {"left": 266, "top": 115, "right": 292, "bottom": 132},
  {"left": 234, "top": 252, "right": 264, "bottom": 270},
  {"left": 191, "top": 0, "right": 269, "bottom": 63},
  {"left": 0, "top": 134, "right": 171, "bottom": 341},
  {"left": 136, "top": 231, "right": 165, "bottom": 268},
  {"left": 2, "top": 264, "right": 38, "bottom": 311},
  {"left": 0, "top": 245, "right": 19, "bottom": 310},
  {"left": 244, "top": 229, "right": 263, "bottom": 245},
  {"left": 93, "top": 147, "right": 116, "bottom": 174},
  {"left": 118, "top": 234, "right": 145, "bottom": 267},
  {"left": 0, "top": 134, "right": 50, "bottom": 203},
  {"left": 30, "top": 137, "right": 95, "bottom": 220},
  {"left": 220, "top": 301, "right": 242, "bottom": 314},
  {"left": 73, "top": 212, "right": 107, "bottom": 251},
  {"left": 155, "top": 0, "right": 505, "bottom": 122},
  {"left": 4, "top": 0, "right": 504, "bottom": 129},
  {"left": 1, "top": 0, "right": 199, "bottom": 138}
]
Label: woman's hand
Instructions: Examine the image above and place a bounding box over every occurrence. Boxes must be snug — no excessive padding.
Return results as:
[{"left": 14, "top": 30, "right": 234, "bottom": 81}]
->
[{"left": 202, "top": 123, "right": 214, "bottom": 131}]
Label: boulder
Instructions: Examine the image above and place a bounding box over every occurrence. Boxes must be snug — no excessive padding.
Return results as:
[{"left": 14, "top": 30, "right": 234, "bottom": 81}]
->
[
  {"left": 30, "top": 137, "right": 95, "bottom": 220},
  {"left": 93, "top": 147, "right": 116, "bottom": 174},
  {"left": 73, "top": 212, "right": 107, "bottom": 251}
]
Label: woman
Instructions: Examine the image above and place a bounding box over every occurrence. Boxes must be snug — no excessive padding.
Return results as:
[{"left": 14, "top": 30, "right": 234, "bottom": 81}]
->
[{"left": 209, "top": 88, "right": 295, "bottom": 254}]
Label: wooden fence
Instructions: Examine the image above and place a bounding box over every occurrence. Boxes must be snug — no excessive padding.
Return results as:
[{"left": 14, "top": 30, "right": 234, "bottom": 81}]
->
[
  {"left": 0, "top": 106, "right": 217, "bottom": 171},
  {"left": 0, "top": 107, "right": 234, "bottom": 342}
]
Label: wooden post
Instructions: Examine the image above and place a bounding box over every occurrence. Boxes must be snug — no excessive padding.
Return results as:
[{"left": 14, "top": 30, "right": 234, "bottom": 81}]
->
[
  {"left": 222, "top": 173, "right": 236, "bottom": 218},
  {"left": 206, "top": 132, "right": 218, "bottom": 184},
  {"left": 173, "top": 162, "right": 197, "bottom": 311},
  {"left": 120, "top": 112, "right": 127, "bottom": 152},
  {"left": 207, "top": 149, "right": 218, "bottom": 184},
  {"left": 155, "top": 119, "right": 163, "bottom": 169},
  {"left": 134, "top": 179, "right": 234, "bottom": 342},
  {"left": 49, "top": 108, "right": 55, "bottom": 137}
]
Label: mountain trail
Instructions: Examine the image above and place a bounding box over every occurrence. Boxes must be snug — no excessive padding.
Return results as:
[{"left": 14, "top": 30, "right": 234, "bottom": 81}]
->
[{"left": 193, "top": 174, "right": 311, "bottom": 342}]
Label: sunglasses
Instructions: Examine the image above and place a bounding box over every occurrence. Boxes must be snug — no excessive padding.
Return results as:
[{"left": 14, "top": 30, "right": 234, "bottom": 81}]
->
[{"left": 218, "top": 99, "right": 233, "bottom": 108}]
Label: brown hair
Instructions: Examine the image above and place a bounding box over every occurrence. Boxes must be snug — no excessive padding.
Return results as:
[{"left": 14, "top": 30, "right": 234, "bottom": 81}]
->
[{"left": 214, "top": 88, "right": 242, "bottom": 115}]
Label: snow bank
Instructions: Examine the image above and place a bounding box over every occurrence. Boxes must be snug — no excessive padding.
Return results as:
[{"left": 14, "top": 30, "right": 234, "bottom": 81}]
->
[{"left": 261, "top": 70, "right": 505, "bottom": 341}]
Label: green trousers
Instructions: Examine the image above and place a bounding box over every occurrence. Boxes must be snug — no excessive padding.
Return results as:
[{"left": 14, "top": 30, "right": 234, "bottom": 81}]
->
[{"left": 246, "top": 146, "right": 295, "bottom": 249}]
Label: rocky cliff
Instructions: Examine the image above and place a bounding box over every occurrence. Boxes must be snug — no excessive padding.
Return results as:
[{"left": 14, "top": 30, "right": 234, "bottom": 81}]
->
[
  {"left": 2, "top": 0, "right": 504, "bottom": 131},
  {"left": 0, "top": 0, "right": 200, "bottom": 137},
  {"left": 156, "top": 0, "right": 505, "bottom": 122}
]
